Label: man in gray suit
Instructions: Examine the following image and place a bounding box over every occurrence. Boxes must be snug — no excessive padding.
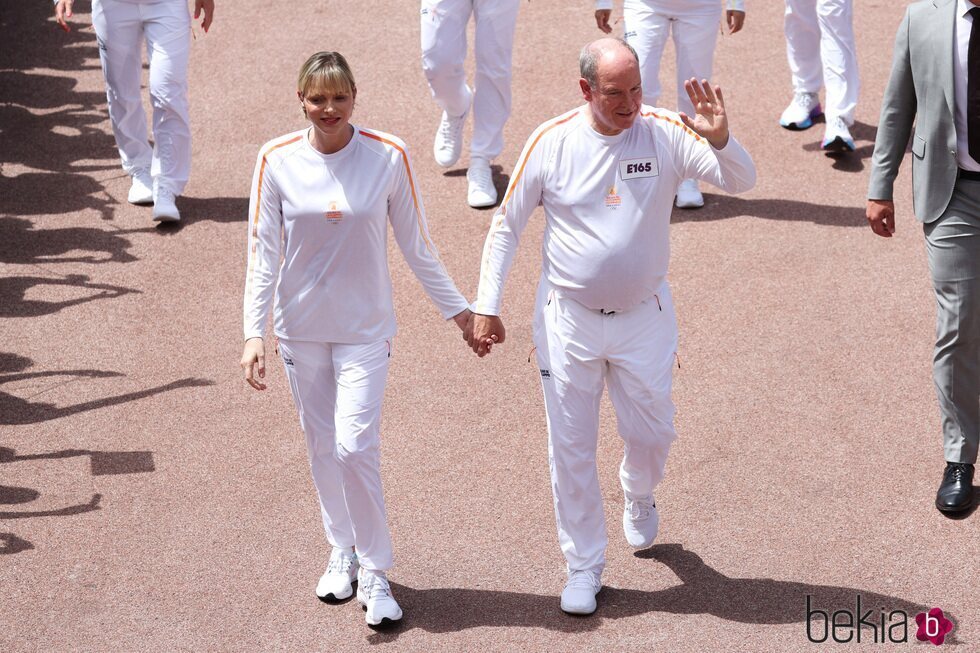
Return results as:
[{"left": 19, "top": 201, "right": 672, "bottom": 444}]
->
[{"left": 867, "top": 0, "right": 979, "bottom": 514}]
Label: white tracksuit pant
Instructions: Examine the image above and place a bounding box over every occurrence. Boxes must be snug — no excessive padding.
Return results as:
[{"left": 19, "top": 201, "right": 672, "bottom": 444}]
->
[
  {"left": 783, "top": 0, "right": 859, "bottom": 124},
  {"left": 92, "top": 0, "right": 191, "bottom": 195},
  {"left": 278, "top": 338, "right": 394, "bottom": 572},
  {"left": 623, "top": 0, "right": 722, "bottom": 115},
  {"left": 533, "top": 278, "right": 678, "bottom": 575},
  {"left": 420, "top": 0, "right": 520, "bottom": 162}
]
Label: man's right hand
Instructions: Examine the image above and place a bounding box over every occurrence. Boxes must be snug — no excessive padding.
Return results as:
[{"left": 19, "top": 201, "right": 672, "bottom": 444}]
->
[
  {"left": 595, "top": 9, "right": 612, "bottom": 33},
  {"left": 866, "top": 199, "right": 896, "bottom": 238},
  {"left": 55, "top": 0, "right": 74, "bottom": 32},
  {"left": 468, "top": 314, "right": 505, "bottom": 358}
]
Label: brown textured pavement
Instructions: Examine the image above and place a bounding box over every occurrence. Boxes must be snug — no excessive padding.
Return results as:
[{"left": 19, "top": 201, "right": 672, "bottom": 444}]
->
[{"left": 1, "top": 0, "right": 977, "bottom": 651}]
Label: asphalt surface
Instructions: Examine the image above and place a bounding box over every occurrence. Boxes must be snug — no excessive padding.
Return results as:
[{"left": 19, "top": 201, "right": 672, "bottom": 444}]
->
[{"left": 1, "top": 0, "right": 978, "bottom": 651}]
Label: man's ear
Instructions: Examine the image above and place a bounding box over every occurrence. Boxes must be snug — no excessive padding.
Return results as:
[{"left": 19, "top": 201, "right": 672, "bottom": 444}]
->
[{"left": 579, "top": 78, "right": 594, "bottom": 102}]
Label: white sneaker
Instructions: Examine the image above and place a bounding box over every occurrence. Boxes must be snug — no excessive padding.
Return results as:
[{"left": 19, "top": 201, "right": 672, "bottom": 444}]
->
[
  {"left": 152, "top": 188, "right": 180, "bottom": 223},
  {"left": 623, "top": 494, "right": 659, "bottom": 549},
  {"left": 315, "top": 547, "right": 359, "bottom": 601},
  {"left": 821, "top": 116, "right": 856, "bottom": 153},
  {"left": 779, "top": 91, "right": 822, "bottom": 130},
  {"left": 357, "top": 569, "right": 402, "bottom": 626},
  {"left": 466, "top": 158, "right": 498, "bottom": 208},
  {"left": 127, "top": 169, "right": 153, "bottom": 205},
  {"left": 674, "top": 178, "right": 704, "bottom": 209},
  {"left": 433, "top": 86, "right": 472, "bottom": 168},
  {"left": 560, "top": 569, "right": 602, "bottom": 615}
]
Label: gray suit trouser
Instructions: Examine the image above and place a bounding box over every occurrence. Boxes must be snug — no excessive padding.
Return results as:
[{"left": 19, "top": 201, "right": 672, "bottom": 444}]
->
[{"left": 924, "top": 176, "right": 980, "bottom": 464}]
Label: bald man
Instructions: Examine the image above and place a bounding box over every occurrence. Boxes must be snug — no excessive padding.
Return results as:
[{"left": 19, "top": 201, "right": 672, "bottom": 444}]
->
[{"left": 466, "top": 38, "right": 756, "bottom": 615}]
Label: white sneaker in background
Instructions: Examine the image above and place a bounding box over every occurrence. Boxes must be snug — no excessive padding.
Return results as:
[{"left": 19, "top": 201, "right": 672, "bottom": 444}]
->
[
  {"left": 623, "top": 494, "right": 659, "bottom": 549},
  {"left": 152, "top": 188, "right": 180, "bottom": 223},
  {"left": 560, "top": 569, "right": 602, "bottom": 615},
  {"left": 357, "top": 569, "right": 403, "bottom": 626},
  {"left": 315, "top": 547, "right": 359, "bottom": 602},
  {"left": 821, "top": 116, "right": 856, "bottom": 153},
  {"left": 433, "top": 86, "right": 472, "bottom": 168},
  {"left": 779, "top": 91, "right": 822, "bottom": 130},
  {"left": 128, "top": 169, "right": 153, "bottom": 205},
  {"left": 674, "top": 178, "right": 704, "bottom": 209},
  {"left": 466, "top": 158, "right": 498, "bottom": 208}
]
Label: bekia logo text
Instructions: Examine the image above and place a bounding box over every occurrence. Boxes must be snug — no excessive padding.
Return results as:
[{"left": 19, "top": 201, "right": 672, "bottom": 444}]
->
[{"left": 806, "top": 595, "right": 955, "bottom": 645}]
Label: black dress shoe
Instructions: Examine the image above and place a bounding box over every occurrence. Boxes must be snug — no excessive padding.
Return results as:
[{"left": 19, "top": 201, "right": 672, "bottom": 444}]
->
[{"left": 935, "top": 463, "right": 975, "bottom": 513}]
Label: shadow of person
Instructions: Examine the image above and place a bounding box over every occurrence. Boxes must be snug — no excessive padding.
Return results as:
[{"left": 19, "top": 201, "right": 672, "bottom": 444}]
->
[
  {"left": 361, "top": 543, "right": 936, "bottom": 645},
  {"left": 0, "top": 445, "right": 155, "bottom": 476},
  {"left": 0, "top": 218, "right": 150, "bottom": 264},
  {"left": 0, "top": 493, "right": 101, "bottom": 519},
  {"left": 0, "top": 170, "right": 118, "bottom": 221},
  {"left": 673, "top": 194, "right": 867, "bottom": 228},
  {"left": 0, "top": 274, "right": 140, "bottom": 318},
  {"left": 0, "top": 532, "right": 34, "bottom": 555},
  {"left": 0, "top": 353, "right": 213, "bottom": 425}
]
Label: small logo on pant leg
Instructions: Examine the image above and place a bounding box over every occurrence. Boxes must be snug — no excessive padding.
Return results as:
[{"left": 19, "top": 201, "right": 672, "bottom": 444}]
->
[
  {"left": 282, "top": 356, "right": 295, "bottom": 367},
  {"left": 540, "top": 369, "right": 551, "bottom": 379}
]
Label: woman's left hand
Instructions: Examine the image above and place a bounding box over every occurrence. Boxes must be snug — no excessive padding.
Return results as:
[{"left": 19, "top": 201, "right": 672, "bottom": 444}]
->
[{"left": 452, "top": 308, "right": 472, "bottom": 332}]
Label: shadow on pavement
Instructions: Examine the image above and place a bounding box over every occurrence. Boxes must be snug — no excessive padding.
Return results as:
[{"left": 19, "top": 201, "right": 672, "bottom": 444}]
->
[
  {"left": 0, "top": 532, "right": 35, "bottom": 555},
  {"left": 0, "top": 274, "right": 141, "bottom": 318},
  {"left": 364, "top": 543, "right": 939, "bottom": 644},
  {"left": 0, "top": 352, "right": 214, "bottom": 425},
  {"left": 0, "top": 217, "right": 152, "bottom": 264},
  {"left": 676, "top": 194, "right": 866, "bottom": 227},
  {"left": 0, "top": 445, "right": 157, "bottom": 552}
]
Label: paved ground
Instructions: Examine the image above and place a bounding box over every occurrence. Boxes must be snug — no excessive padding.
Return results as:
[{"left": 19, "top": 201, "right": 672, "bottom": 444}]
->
[{"left": 2, "top": 0, "right": 977, "bottom": 651}]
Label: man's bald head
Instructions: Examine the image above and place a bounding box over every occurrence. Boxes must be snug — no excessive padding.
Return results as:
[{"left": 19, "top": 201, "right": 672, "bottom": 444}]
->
[{"left": 579, "top": 37, "right": 639, "bottom": 89}]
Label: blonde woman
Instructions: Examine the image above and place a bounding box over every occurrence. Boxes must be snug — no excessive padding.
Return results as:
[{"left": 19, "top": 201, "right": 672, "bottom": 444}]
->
[{"left": 240, "top": 51, "right": 471, "bottom": 626}]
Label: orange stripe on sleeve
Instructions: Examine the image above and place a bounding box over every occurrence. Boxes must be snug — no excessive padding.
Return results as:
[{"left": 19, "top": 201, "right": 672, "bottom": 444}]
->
[
  {"left": 500, "top": 111, "right": 579, "bottom": 207},
  {"left": 358, "top": 130, "right": 443, "bottom": 264},
  {"left": 245, "top": 134, "right": 302, "bottom": 298},
  {"left": 641, "top": 111, "right": 705, "bottom": 143}
]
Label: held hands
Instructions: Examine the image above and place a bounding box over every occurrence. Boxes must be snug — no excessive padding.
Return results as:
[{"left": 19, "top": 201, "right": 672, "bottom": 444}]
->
[
  {"left": 866, "top": 200, "right": 896, "bottom": 238},
  {"left": 240, "top": 337, "right": 266, "bottom": 391},
  {"left": 464, "top": 314, "right": 505, "bottom": 358},
  {"left": 679, "top": 79, "right": 730, "bottom": 150}
]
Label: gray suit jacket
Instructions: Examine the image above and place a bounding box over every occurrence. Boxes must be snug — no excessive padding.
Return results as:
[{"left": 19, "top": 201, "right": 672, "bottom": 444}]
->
[{"left": 868, "top": 0, "right": 961, "bottom": 223}]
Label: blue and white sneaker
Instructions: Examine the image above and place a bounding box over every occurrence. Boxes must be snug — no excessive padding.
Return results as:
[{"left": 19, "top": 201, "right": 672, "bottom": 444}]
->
[
  {"left": 779, "top": 91, "right": 822, "bottom": 130},
  {"left": 821, "top": 117, "right": 856, "bottom": 153}
]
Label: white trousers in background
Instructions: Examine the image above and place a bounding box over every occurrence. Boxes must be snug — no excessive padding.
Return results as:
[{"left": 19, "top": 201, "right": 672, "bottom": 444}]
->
[
  {"left": 278, "top": 338, "right": 394, "bottom": 573},
  {"left": 533, "top": 278, "right": 678, "bottom": 575},
  {"left": 420, "top": 0, "right": 520, "bottom": 162},
  {"left": 92, "top": 0, "right": 191, "bottom": 195},
  {"left": 783, "top": 0, "right": 859, "bottom": 124},
  {"left": 623, "top": 0, "right": 722, "bottom": 115}
]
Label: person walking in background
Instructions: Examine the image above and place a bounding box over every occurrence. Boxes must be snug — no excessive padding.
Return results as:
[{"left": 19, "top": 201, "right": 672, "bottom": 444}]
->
[
  {"left": 53, "top": 0, "right": 214, "bottom": 223},
  {"left": 779, "top": 0, "right": 859, "bottom": 154},
  {"left": 594, "top": 0, "right": 746, "bottom": 208},
  {"left": 420, "top": 0, "right": 520, "bottom": 208},
  {"left": 867, "top": 0, "right": 980, "bottom": 514},
  {"left": 240, "top": 52, "right": 471, "bottom": 626}
]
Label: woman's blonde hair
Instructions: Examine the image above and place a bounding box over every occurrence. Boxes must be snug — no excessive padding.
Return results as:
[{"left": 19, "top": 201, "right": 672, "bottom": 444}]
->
[{"left": 297, "top": 51, "right": 356, "bottom": 98}]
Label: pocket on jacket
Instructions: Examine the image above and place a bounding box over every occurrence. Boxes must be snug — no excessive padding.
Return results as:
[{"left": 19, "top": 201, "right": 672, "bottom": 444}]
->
[{"left": 912, "top": 135, "right": 926, "bottom": 158}]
